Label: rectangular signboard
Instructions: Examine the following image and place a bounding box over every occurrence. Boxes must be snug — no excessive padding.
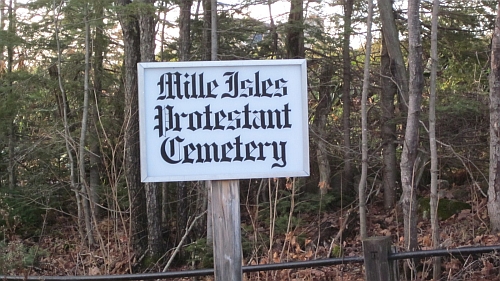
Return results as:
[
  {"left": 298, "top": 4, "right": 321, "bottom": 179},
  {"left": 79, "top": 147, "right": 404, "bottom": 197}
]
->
[{"left": 138, "top": 59, "right": 309, "bottom": 182}]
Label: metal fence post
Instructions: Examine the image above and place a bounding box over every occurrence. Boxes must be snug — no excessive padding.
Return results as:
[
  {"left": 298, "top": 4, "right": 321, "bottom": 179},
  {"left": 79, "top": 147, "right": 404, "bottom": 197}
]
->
[{"left": 363, "top": 236, "right": 397, "bottom": 281}]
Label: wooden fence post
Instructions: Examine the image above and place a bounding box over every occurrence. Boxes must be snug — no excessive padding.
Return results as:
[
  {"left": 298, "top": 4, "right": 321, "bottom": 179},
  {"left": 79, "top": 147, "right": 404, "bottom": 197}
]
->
[
  {"left": 363, "top": 236, "right": 396, "bottom": 281},
  {"left": 210, "top": 180, "right": 243, "bottom": 281}
]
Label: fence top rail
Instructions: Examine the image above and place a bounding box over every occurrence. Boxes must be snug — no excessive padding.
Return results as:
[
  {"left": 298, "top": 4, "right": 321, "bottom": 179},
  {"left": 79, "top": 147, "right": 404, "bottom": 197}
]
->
[
  {"left": 0, "top": 257, "right": 364, "bottom": 281},
  {"left": 389, "top": 244, "right": 500, "bottom": 260},
  {"left": 1, "top": 244, "right": 498, "bottom": 281}
]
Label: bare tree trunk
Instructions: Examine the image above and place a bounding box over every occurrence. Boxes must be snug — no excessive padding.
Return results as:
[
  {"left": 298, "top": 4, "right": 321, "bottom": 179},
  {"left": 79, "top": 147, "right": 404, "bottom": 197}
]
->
[
  {"left": 176, "top": 0, "right": 193, "bottom": 258},
  {"left": 342, "top": 0, "right": 354, "bottom": 191},
  {"left": 211, "top": 0, "right": 217, "bottom": 61},
  {"left": 117, "top": 0, "right": 148, "bottom": 258},
  {"left": 201, "top": 0, "right": 211, "bottom": 61},
  {"left": 286, "top": 0, "right": 304, "bottom": 59},
  {"left": 358, "top": 0, "right": 373, "bottom": 240},
  {"left": 139, "top": 0, "right": 155, "bottom": 62},
  {"left": 145, "top": 183, "right": 163, "bottom": 258},
  {"left": 90, "top": 0, "right": 105, "bottom": 218},
  {"left": 313, "top": 63, "right": 333, "bottom": 195},
  {"left": 7, "top": 0, "right": 15, "bottom": 190},
  {"left": 0, "top": 0, "right": 4, "bottom": 60},
  {"left": 267, "top": 1, "right": 278, "bottom": 58},
  {"left": 89, "top": 140, "right": 100, "bottom": 214},
  {"left": 80, "top": 4, "right": 95, "bottom": 246},
  {"left": 1, "top": 0, "right": 6, "bottom": 191},
  {"left": 488, "top": 2, "right": 500, "bottom": 233},
  {"left": 179, "top": 0, "right": 192, "bottom": 61},
  {"left": 400, "top": 0, "right": 423, "bottom": 276},
  {"left": 8, "top": 122, "right": 15, "bottom": 189},
  {"left": 162, "top": 182, "right": 169, "bottom": 226},
  {"left": 380, "top": 33, "right": 398, "bottom": 209},
  {"left": 176, "top": 182, "right": 188, "bottom": 252},
  {"left": 429, "top": 0, "right": 441, "bottom": 278},
  {"left": 53, "top": 0, "right": 84, "bottom": 243},
  {"left": 206, "top": 0, "right": 218, "bottom": 248},
  {"left": 137, "top": 0, "right": 164, "bottom": 260},
  {"left": 377, "top": 0, "right": 409, "bottom": 111},
  {"left": 6, "top": 0, "right": 12, "bottom": 74}
]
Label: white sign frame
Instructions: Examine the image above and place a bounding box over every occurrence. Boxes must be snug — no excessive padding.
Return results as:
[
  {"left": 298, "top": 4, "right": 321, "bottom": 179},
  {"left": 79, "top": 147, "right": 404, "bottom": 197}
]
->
[{"left": 138, "top": 59, "right": 309, "bottom": 182}]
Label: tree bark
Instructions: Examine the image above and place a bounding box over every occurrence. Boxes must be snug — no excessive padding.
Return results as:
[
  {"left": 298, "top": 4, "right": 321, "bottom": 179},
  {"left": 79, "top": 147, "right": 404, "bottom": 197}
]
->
[
  {"left": 53, "top": 0, "right": 84, "bottom": 243},
  {"left": 8, "top": 122, "right": 15, "bottom": 189},
  {"left": 179, "top": 0, "right": 193, "bottom": 61},
  {"left": 342, "top": 0, "right": 354, "bottom": 191},
  {"left": 358, "top": 0, "right": 373, "bottom": 240},
  {"left": 201, "top": 0, "right": 211, "bottom": 61},
  {"left": 139, "top": 0, "right": 156, "bottom": 62},
  {"left": 90, "top": 0, "right": 105, "bottom": 218},
  {"left": 211, "top": 0, "right": 217, "bottom": 61},
  {"left": 117, "top": 0, "right": 148, "bottom": 258},
  {"left": 380, "top": 33, "right": 398, "bottom": 210},
  {"left": 400, "top": 0, "right": 423, "bottom": 258},
  {"left": 377, "top": 0, "right": 409, "bottom": 111},
  {"left": 7, "top": 0, "right": 15, "bottom": 190},
  {"left": 267, "top": 1, "right": 278, "bottom": 58},
  {"left": 429, "top": 0, "right": 441, "bottom": 278},
  {"left": 286, "top": 0, "right": 304, "bottom": 59},
  {"left": 488, "top": 1, "right": 500, "bottom": 233},
  {"left": 0, "top": 0, "right": 4, "bottom": 62},
  {"left": 79, "top": 4, "right": 94, "bottom": 246},
  {"left": 176, "top": 181, "right": 188, "bottom": 255},
  {"left": 137, "top": 0, "right": 164, "bottom": 260},
  {"left": 145, "top": 182, "right": 163, "bottom": 258},
  {"left": 206, "top": 0, "right": 218, "bottom": 248},
  {"left": 313, "top": 63, "right": 333, "bottom": 195},
  {"left": 176, "top": 0, "right": 193, "bottom": 257}
]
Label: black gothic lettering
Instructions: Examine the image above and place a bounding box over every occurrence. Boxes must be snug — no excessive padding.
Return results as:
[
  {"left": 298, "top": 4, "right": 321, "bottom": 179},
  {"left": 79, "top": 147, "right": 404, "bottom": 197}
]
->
[
  {"left": 157, "top": 72, "right": 218, "bottom": 99},
  {"left": 153, "top": 69, "right": 296, "bottom": 170},
  {"left": 154, "top": 105, "right": 164, "bottom": 137},
  {"left": 158, "top": 135, "right": 288, "bottom": 168}
]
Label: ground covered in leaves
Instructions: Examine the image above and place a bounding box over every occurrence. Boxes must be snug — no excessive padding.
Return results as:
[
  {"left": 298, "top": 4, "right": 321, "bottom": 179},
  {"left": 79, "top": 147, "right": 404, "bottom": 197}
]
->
[{"left": 2, "top": 184, "right": 500, "bottom": 281}]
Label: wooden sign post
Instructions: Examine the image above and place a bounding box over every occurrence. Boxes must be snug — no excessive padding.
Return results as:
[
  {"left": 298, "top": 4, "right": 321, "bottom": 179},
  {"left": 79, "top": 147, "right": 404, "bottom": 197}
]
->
[{"left": 210, "top": 180, "right": 242, "bottom": 280}]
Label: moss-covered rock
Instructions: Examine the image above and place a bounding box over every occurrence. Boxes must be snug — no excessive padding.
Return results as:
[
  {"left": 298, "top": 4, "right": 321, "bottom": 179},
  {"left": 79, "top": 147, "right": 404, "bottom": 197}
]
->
[{"left": 418, "top": 197, "right": 471, "bottom": 220}]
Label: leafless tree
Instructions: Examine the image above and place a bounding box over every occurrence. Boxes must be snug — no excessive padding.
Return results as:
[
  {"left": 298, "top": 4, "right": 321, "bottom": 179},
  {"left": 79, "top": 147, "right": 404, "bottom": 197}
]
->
[
  {"left": 488, "top": 2, "right": 500, "bottom": 233},
  {"left": 400, "top": 0, "right": 424, "bottom": 277},
  {"left": 429, "top": 0, "right": 441, "bottom": 277},
  {"left": 358, "top": 0, "right": 373, "bottom": 240}
]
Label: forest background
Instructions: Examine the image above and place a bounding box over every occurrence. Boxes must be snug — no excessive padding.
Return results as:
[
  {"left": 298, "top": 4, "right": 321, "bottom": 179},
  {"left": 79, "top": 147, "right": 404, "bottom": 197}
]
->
[{"left": 1, "top": 0, "right": 500, "bottom": 280}]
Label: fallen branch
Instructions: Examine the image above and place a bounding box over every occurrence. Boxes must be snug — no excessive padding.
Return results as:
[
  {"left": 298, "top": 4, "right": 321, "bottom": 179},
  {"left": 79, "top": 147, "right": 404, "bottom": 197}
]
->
[
  {"left": 162, "top": 211, "right": 207, "bottom": 272},
  {"left": 328, "top": 207, "right": 354, "bottom": 256}
]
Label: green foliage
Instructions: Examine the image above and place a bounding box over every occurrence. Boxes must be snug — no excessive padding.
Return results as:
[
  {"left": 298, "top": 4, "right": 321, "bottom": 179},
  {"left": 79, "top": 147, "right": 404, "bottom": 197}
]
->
[
  {"left": 0, "top": 180, "right": 69, "bottom": 238},
  {"left": 0, "top": 241, "right": 48, "bottom": 274},
  {"left": 434, "top": 92, "right": 487, "bottom": 139},
  {"left": 295, "top": 191, "right": 341, "bottom": 214},
  {"left": 114, "top": 1, "right": 156, "bottom": 24},
  {"left": 142, "top": 255, "right": 159, "bottom": 268},
  {"left": 240, "top": 225, "right": 257, "bottom": 258},
  {"left": 188, "top": 10, "right": 279, "bottom": 60},
  {"left": 0, "top": 189, "right": 44, "bottom": 238},
  {"left": 256, "top": 190, "right": 337, "bottom": 238},
  {"left": 0, "top": 196, "right": 20, "bottom": 240},
  {"left": 330, "top": 244, "right": 343, "bottom": 258},
  {"left": 0, "top": 30, "right": 25, "bottom": 48},
  {"left": 437, "top": 94, "right": 485, "bottom": 116},
  {"left": 184, "top": 238, "right": 213, "bottom": 268}
]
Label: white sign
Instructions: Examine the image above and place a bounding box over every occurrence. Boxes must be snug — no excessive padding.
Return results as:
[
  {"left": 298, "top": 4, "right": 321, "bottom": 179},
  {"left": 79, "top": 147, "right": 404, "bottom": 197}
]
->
[{"left": 138, "top": 59, "right": 309, "bottom": 182}]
